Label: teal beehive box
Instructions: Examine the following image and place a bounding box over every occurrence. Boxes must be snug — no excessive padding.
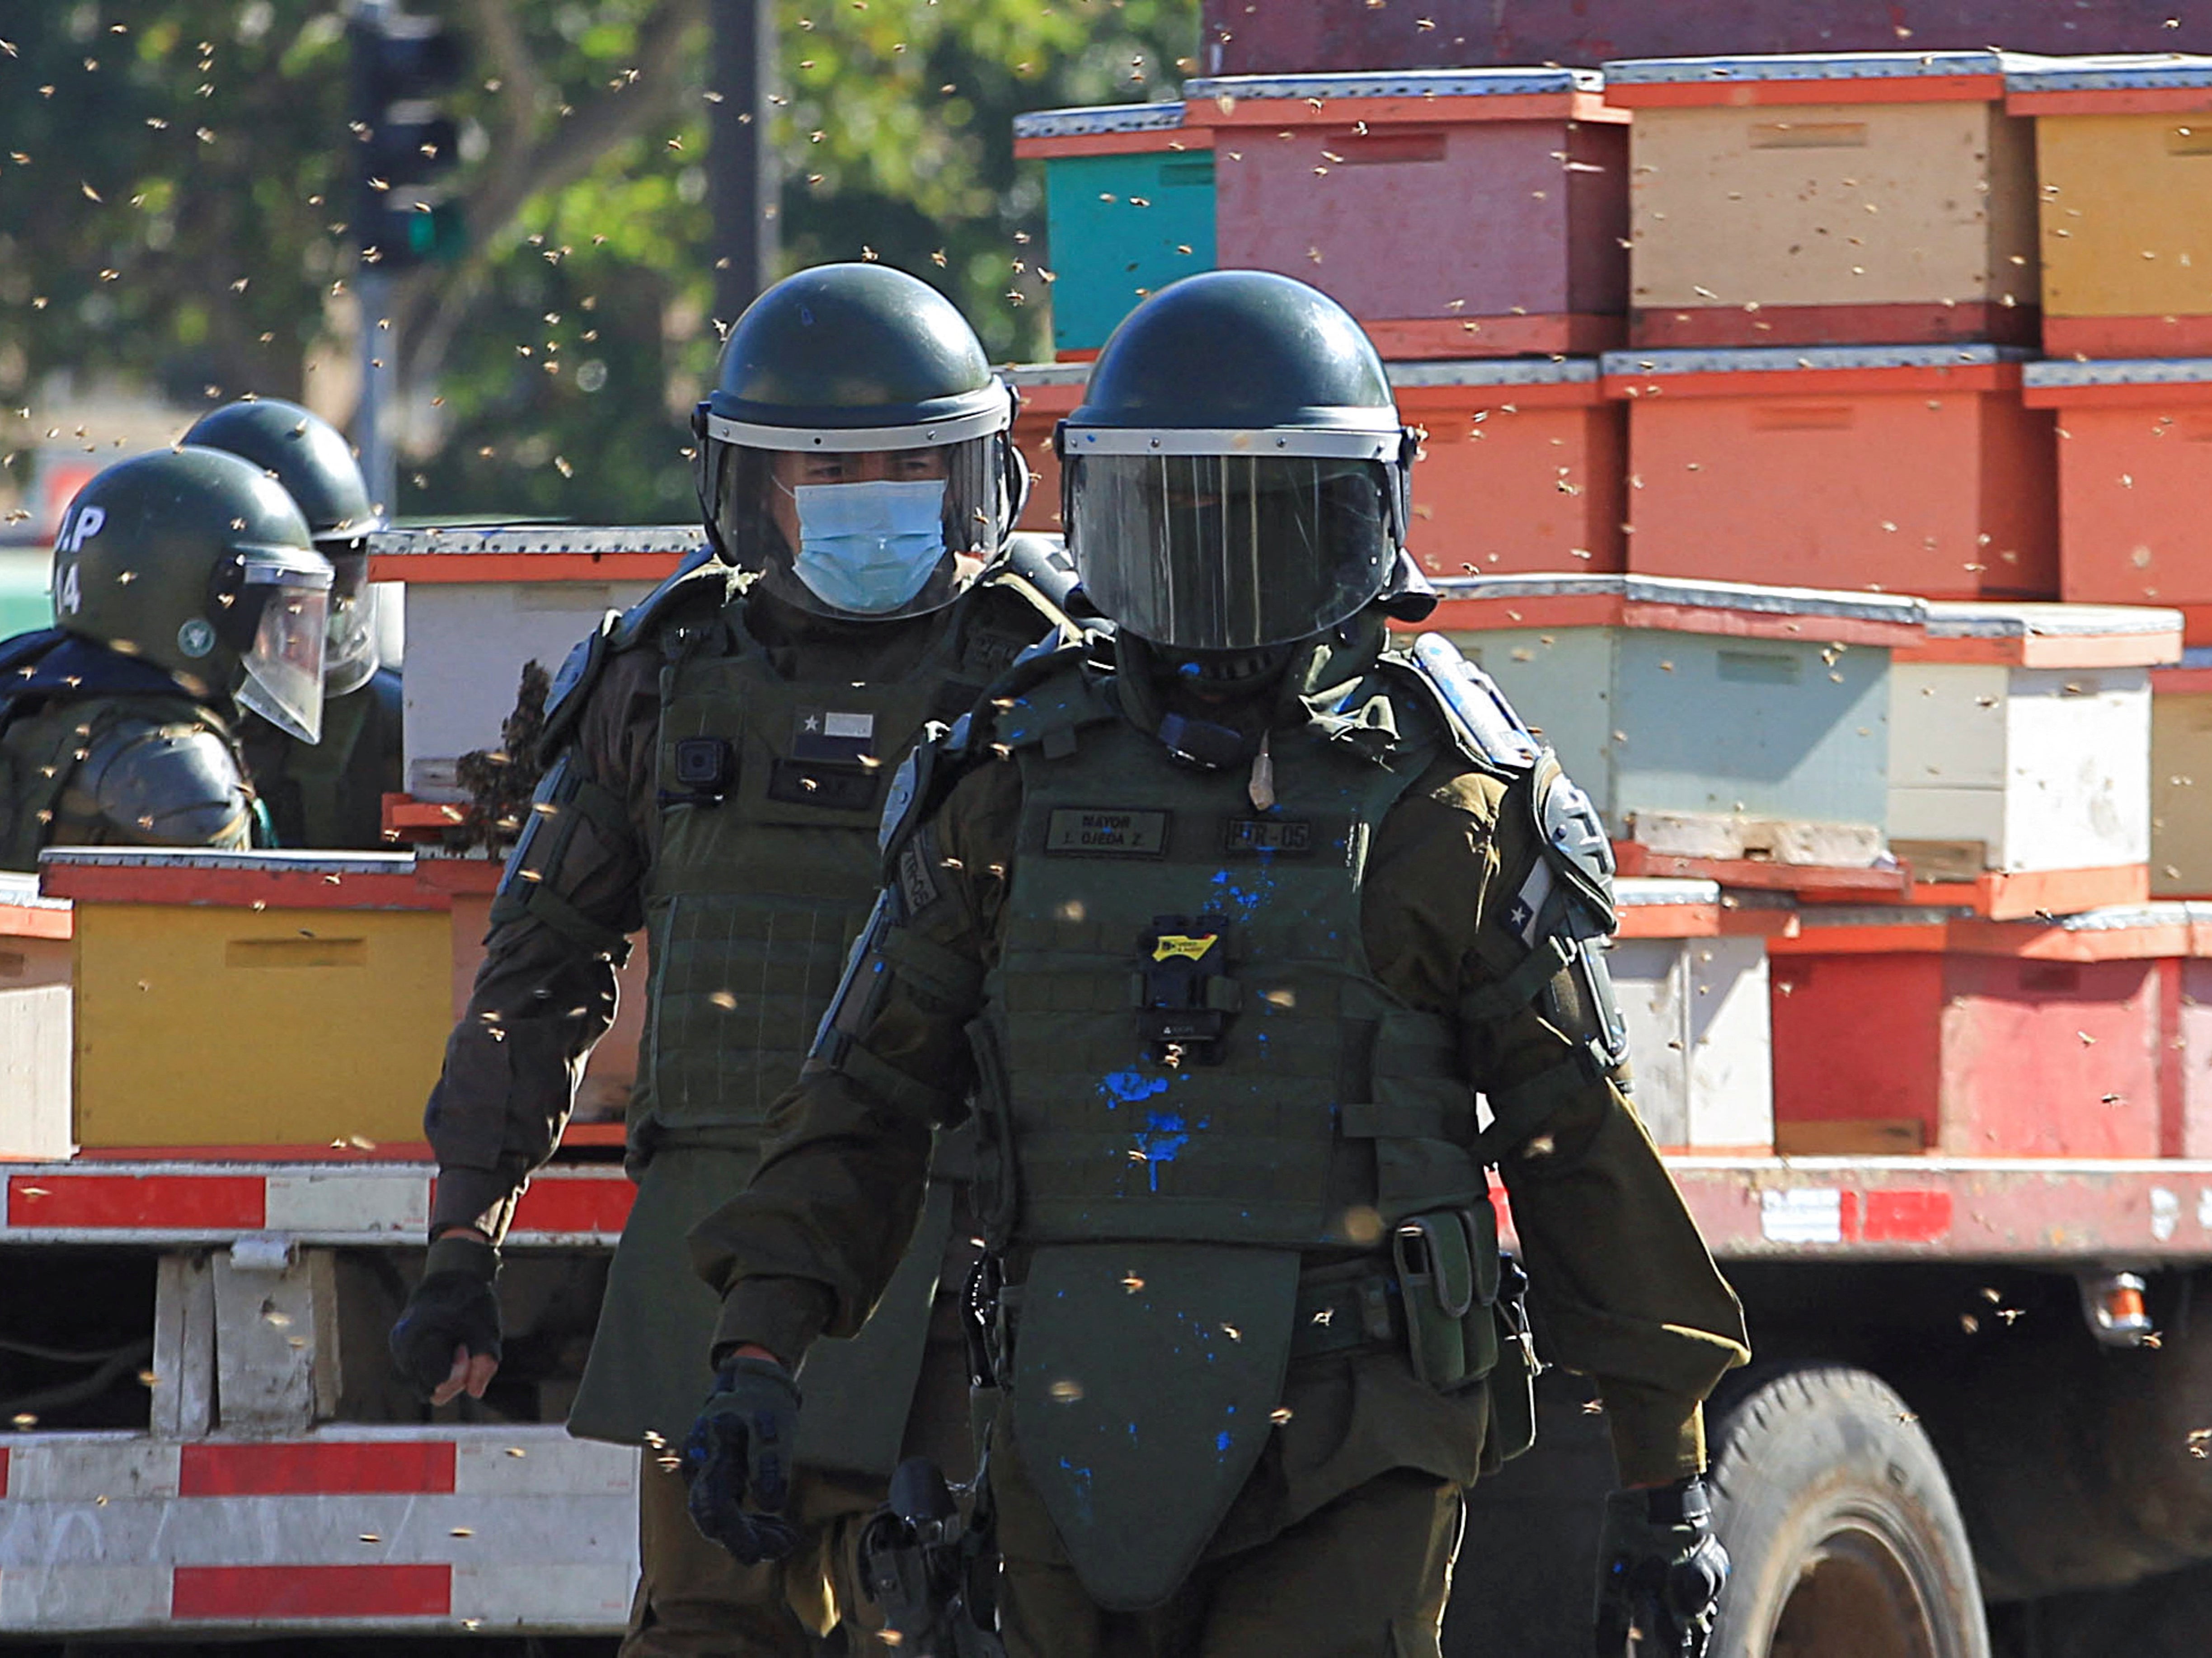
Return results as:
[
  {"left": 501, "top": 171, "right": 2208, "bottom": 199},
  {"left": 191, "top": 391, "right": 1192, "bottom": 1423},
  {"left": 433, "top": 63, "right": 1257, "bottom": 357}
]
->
[
  {"left": 1014, "top": 102, "right": 1215, "bottom": 357},
  {"left": 1427, "top": 575, "right": 1927, "bottom": 878}
]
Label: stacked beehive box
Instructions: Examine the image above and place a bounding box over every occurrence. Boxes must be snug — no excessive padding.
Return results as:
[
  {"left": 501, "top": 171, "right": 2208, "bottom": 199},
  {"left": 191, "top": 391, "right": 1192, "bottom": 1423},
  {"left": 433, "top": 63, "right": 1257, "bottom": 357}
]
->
[
  {"left": 1014, "top": 70, "right": 1636, "bottom": 568},
  {"left": 366, "top": 527, "right": 693, "bottom": 805},
  {"left": 1010, "top": 103, "right": 1215, "bottom": 360},
  {"left": 1436, "top": 573, "right": 1922, "bottom": 891},
  {"left": 1011, "top": 52, "right": 2210, "bottom": 1160},
  {"left": 2000, "top": 57, "right": 2212, "bottom": 905}
]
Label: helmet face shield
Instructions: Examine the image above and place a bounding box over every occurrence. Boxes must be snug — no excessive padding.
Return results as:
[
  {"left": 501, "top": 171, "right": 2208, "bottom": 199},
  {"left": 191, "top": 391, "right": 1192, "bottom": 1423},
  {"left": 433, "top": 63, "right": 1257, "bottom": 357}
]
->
[
  {"left": 1066, "top": 444, "right": 1397, "bottom": 651},
  {"left": 319, "top": 546, "right": 381, "bottom": 696},
  {"left": 702, "top": 426, "right": 1007, "bottom": 622},
  {"left": 231, "top": 554, "right": 332, "bottom": 745}
]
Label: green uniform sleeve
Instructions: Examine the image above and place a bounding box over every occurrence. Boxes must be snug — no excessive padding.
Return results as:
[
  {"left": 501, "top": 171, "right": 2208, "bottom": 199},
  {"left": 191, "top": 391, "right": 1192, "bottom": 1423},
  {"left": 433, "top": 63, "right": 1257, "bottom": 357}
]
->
[
  {"left": 690, "top": 756, "right": 1022, "bottom": 1363},
  {"left": 1367, "top": 762, "right": 1750, "bottom": 1487},
  {"left": 423, "top": 648, "right": 658, "bottom": 1241}
]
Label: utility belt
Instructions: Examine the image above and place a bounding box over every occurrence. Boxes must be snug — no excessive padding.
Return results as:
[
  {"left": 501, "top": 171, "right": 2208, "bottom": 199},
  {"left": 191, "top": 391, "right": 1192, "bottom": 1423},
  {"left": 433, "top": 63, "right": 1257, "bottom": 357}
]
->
[{"left": 967, "top": 1205, "right": 1542, "bottom": 1468}]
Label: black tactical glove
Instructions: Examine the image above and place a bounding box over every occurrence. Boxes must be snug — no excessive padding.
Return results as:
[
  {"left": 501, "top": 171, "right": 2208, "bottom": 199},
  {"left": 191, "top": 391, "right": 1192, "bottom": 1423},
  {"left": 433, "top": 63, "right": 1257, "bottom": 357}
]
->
[
  {"left": 682, "top": 1355, "right": 805, "bottom": 1565},
  {"left": 388, "top": 1233, "right": 503, "bottom": 1399},
  {"left": 1594, "top": 1476, "right": 1728, "bottom": 1657}
]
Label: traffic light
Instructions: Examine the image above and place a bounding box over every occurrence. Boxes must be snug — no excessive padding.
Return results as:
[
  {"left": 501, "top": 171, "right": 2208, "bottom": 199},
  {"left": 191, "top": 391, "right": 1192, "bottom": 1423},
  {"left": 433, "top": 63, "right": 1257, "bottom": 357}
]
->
[{"left": 348, "top": 6, "right": 467, "bottom": 270}]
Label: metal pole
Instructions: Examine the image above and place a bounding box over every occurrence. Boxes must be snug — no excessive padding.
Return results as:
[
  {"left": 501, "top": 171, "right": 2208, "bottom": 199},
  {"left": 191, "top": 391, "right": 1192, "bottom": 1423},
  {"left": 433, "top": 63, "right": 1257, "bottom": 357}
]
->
[
  {"left": 710, "top": 0, "right": 777, "bottom": 329},
  {"left": 356, "top": 267, "right": 399, "bottom": 516},
  {"left": 349, "top": 0, "right": 400, "bottom": 515}
]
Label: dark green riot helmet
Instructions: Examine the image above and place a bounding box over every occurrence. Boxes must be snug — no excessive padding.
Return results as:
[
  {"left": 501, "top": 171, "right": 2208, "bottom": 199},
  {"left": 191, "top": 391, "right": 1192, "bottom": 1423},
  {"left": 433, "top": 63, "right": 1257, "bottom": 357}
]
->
[
  {"left": 1057, "top": 270, "right": 1431, "bottom": 657},
  {"left": 183, "top": 398, "right": 384, "bottom": 696},
  {"left": 691, "top": 263, "right": 1025, "bottom": 621},
  {"left": 52, "top": 448, "right": 333, "bottom": 743}
]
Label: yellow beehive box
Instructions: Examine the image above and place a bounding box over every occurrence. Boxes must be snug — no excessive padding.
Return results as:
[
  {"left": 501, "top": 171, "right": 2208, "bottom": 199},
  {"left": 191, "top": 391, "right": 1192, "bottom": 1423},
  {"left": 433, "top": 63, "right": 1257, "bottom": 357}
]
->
[
  {"left": 2152, "top": 661, "right": 2212, "bottom": 897},
  {"left": 1605, "top": 51, "right": 2038, "bottom": 349},
  {"left": 2007, "top": 56, "right": 2212, "bottom": 357},
  {"left": 44, "top": 850, "right": 451, "bottom": 1152}
]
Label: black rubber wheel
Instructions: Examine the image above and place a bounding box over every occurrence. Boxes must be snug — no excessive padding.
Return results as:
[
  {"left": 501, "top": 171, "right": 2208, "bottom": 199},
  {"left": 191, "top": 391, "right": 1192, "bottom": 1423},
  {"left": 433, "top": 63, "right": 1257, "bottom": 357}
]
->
[{"left": 1707, "top": 1367, "right": 1989, "bottom": 1658}]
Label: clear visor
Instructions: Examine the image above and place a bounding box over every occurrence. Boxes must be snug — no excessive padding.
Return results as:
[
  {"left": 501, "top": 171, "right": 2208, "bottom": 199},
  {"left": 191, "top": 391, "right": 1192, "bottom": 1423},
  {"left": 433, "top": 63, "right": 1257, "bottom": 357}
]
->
[
  {"left": 705, "top": 436, "right": 1003, "bottom": 622},
  {"left": 1069, "top": 453, "right": 1395, "bottom": 651},
  {"left": 321, "top": 549, "right": 381, "bottom": 696},
  {"left": 235, "top": 580, "right": 330, "bottom": 746}
]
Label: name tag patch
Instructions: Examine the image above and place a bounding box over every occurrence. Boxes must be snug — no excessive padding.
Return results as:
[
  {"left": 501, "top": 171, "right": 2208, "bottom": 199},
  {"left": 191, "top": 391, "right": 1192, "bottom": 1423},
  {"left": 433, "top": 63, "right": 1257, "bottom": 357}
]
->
[
  {"left": 793, "top": 707, "right": 877, "bottom": 764},
  {"left": 768, "top": 757, "right": 880, "bottom": 813},
  {"left": 1224, "top": 816, "right": 1314, "bottom": 856},
  {"left": 1044, "top": 807, "right": 1169, "bottom": 856}
]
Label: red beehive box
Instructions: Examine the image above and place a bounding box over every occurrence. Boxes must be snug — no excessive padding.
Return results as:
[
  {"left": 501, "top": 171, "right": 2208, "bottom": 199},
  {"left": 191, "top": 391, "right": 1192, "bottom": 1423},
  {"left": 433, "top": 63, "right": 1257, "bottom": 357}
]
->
[
  {"left": 1604, "top": 51, "right": 2038, "bottom": 350},
  {"left": 1396, "top": 360, "right": 1625, "bottom": 575},
  {"left": 2021, "top": 359, "right": 2212, "bottom": 641},
  {"left": 1183, "top": 69, "right": 1628, "bottom": 358},
  {"left": 1770, "top": 903, "right": 2212, "bottom": 1157},
  {"left": 1607, "top": 344, "right": 2056, "bottom": 599}
]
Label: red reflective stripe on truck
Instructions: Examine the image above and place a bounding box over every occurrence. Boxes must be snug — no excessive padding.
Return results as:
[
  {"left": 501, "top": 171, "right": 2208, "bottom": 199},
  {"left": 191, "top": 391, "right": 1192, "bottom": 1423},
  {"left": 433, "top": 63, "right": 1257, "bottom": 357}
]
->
[
  {"left": 171, "top": 1564, "right": 452, "bottom": 1619},
  {"left": 7, "top": 1174, "right": 266, "bottom": 1230},
  {"left": 506, "top": 1177, "right": 634, "bottom": 1234},
  {"left": 1854, "top": 1188, "right": 1955, "bottom": 1245},
  {"left": 0, "top": 1447, "right": 9, "bottom": 1497},
  {"left": 179, "top": 1440, "right": 457, "bottom": 1497}
]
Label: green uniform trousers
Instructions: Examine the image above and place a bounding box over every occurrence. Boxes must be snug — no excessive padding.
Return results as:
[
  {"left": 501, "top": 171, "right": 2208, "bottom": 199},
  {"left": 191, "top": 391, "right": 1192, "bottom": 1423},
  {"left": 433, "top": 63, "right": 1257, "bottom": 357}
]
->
[{"left": 995, "top": 1458, "right": 1466, "bottom": 1658}]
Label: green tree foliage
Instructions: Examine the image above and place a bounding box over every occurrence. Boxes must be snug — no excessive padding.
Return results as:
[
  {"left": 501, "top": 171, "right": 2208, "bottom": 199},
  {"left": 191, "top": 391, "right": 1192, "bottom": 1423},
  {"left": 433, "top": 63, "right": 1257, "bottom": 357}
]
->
[{"left": 0, "top": 0, "right": 1196, "bottom": 526}]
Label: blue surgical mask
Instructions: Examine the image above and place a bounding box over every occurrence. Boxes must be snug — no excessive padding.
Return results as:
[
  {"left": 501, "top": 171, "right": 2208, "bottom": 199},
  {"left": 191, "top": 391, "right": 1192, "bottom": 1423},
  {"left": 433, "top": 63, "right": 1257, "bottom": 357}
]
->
[{"left": 789, "top": 478, "right": 948, "bottom": 614}]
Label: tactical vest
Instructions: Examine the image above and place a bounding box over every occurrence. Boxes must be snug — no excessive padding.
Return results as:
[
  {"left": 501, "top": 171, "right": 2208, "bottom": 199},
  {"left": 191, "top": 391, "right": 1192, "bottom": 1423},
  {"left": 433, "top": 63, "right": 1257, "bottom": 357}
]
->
[
  {"left": 240, "top": 666, "right": 404, "bottom": 850},
  {"left": 631, "top": 588, "right": 1045, "bottom": 1155},
  {"left": 970, "top": 671, "right": 1486, "bottom": 1252},
  {"left": 963, "top": 657, "right": 1501, "bottom": 1611}
]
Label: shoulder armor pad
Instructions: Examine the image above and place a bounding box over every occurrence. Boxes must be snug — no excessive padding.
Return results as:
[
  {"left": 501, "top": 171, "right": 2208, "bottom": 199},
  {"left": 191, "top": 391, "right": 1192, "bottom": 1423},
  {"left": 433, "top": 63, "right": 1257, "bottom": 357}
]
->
[
  {"left": 1396, "top": 632, "right": 1543, "bottom": 776},
  {"left": 877, "top": 710, "right": 980, "bottom": 871},
  {"left": 1532, "top": 754, "right": 1616, "bottom": 931},
  {"left": 86, "top": 714, "right": 253, "bottom": 849},
  {"left": 608, "top": 545, "right": 733, "bottom": 653},
  {"left": 538, "top": 549, "right": 729, "bottom": 759},
  {"left": 988, "top": 643, "right": 1119, "bottom": 753},
  {"left": 537, "top": 615, "right": 618, "bottom": 761},
  {"left": 994, "top": 531, "right": 1111, "bottom": 630}
]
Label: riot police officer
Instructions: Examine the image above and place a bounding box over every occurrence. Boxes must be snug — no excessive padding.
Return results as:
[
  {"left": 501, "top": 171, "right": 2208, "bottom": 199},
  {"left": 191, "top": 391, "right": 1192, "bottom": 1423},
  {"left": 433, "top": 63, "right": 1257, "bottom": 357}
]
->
[
  {"left": 184, "top": 398, "right": 403, "bottom": 850},
  {"left": 683, "top": 272, "right": 1751, "bottom": 1657},
  {"left": 385, "top": 263, "right": 1079, "bottom": 1656},
  {"left": 0, "top": 447, "right": 332, "bottom": 868}
]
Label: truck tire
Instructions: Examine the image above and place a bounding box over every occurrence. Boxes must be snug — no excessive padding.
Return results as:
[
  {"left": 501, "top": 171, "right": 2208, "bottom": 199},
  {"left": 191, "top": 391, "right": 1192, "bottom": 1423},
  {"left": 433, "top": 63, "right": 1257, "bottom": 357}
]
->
[{"left": 1707, "top": 1366, "right": 1988, "bottom": 1658}]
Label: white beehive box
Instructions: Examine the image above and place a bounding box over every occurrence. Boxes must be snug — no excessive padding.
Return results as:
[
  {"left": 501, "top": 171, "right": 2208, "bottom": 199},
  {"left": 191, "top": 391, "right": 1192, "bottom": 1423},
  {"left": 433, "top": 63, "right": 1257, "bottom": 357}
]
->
[
  {"left": 1888, "top": 601, "right": 2178, "bottom": 879},
  {"left": 1605, "top": 878, "right": 1775, "bottom": 1151},
  {"left": 0, "top": 872, "right": 72, "bottom": 1160},
  {"left": 368, "top": 528, "right": 698, "bottom": 802},
  {"left": 1434, "top": 573, "right": 1925, "bottom": 869}
]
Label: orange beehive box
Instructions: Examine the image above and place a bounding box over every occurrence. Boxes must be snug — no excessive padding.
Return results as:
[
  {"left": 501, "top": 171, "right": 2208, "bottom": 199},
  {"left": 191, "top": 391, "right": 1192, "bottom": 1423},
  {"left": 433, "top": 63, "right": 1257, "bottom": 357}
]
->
[
  {"left": 1770, "top": 902, "right": 2212, "bottom": 1157},
  {"left": 1185, "top": 69, "right": 1629, "bottom": 358},
  {"left": 1395, "top": 361, "right": 1624, "bottom": 576},
  {"left": 2021, "top": 359, "right": 2212, "bottom": 638},
  {"left": 2006, "top": 56, "right": 2212, "bottom": 358},
  {"left": 1010, "top": 359, "right": 1626, "bottom": 574},
  {"left": 1606, "top": 345, "right": 2056, "bottom": 599},
  {"left": 1605, "top": 51, "right": 2039, "bottom": 350}
]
